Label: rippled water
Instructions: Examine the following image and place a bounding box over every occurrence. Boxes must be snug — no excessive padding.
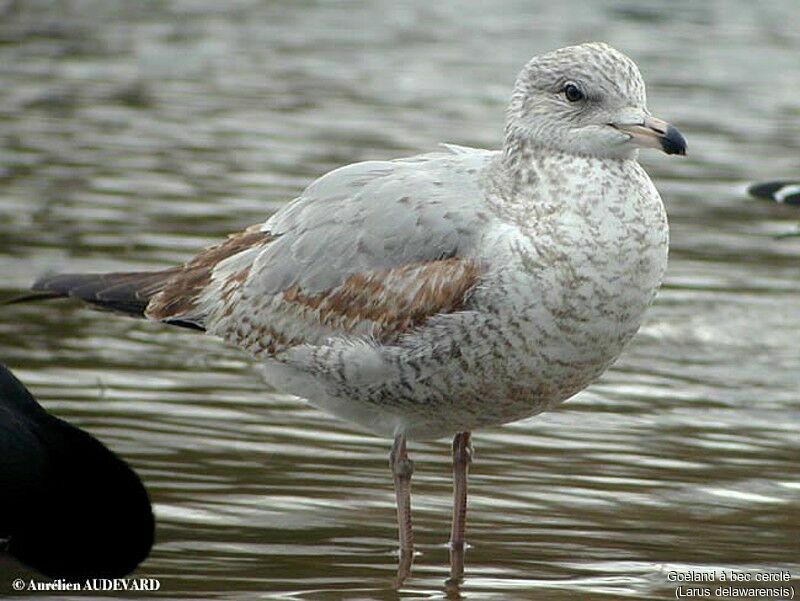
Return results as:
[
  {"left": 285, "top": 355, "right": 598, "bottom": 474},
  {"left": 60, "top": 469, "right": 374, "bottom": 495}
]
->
[{"left": 1, "top": 0, "right": 799, "bottom": 599}]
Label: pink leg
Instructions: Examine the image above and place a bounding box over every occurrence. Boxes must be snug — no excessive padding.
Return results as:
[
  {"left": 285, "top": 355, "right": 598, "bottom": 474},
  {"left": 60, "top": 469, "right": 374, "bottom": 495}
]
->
[
  {"left": 450, "top": 432, "right": 472, "bottom": 549},
  {"left": 448, "top": 431, "right": 472, "bottom": 585},
  {"left": 390, "top": 434, "right": 414, "bottom": 552}
]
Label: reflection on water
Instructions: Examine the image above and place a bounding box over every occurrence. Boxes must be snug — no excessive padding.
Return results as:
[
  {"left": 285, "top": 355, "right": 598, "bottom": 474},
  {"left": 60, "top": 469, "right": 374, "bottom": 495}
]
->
[{"left": 1, "top": 0, "right": 799, "bottom": 598}]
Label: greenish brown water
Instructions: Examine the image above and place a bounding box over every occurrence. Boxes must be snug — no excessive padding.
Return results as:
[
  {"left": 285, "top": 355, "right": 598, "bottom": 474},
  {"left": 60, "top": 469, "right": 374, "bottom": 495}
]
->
[{"left": 1, "top": 1, "right": 799, "bottom": 599}]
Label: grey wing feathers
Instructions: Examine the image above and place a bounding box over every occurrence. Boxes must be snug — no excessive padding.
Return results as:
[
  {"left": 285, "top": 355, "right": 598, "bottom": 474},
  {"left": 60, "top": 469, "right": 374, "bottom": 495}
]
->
[
  {"left": 246, "top": 149, "right": 494, "bottom": 298},
  {"left": 192, "top": 148, "right": 496, "bottom": 352},
  {"left": 20, "top": 147, "right": 496, "bottom": 346}
]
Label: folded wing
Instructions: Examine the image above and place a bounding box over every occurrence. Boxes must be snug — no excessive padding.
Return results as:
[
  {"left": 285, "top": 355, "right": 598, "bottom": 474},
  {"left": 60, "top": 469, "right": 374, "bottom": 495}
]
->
[{"left": 32, "top": 148, "right": 495, "bottom": 355}]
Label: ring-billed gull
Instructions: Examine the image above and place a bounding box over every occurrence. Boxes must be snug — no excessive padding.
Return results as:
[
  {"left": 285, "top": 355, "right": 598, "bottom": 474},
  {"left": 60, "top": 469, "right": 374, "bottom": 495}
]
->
[{"left": 24, "top": 42, "right": 686, "bottom": 577}]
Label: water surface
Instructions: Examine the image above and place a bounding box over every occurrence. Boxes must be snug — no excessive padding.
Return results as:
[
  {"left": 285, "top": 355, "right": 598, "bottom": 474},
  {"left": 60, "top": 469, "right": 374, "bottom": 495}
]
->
[{"left": 1, "top": 1, "right": 798, "bottom": 599}]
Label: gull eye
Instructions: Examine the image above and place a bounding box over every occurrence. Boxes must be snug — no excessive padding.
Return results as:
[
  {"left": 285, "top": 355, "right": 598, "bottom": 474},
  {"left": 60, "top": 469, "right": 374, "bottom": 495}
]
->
[{"left": 563, "top": 83, "right": 585, "bottom": 102}]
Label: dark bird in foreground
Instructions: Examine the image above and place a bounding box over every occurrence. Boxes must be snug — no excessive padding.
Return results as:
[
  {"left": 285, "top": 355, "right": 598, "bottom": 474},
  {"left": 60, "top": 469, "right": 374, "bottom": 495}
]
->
[{"left": 0, "top": 363, "right": 154, "bottom": 580}]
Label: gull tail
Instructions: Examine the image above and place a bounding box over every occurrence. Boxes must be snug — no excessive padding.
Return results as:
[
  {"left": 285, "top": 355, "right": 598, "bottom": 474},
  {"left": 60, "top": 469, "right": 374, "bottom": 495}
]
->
[{"left": 10, "top": 270, "right": 204, "bottom": 331}]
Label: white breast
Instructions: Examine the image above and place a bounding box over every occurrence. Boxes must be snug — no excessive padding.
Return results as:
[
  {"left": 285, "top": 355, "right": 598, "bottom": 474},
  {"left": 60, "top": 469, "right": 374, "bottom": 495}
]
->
[
  {"left": 471, "top": 155, "right": 668, "bottom": 410},
  {"left": 259, "top": 154, "right": 668, "bottom": 440}
]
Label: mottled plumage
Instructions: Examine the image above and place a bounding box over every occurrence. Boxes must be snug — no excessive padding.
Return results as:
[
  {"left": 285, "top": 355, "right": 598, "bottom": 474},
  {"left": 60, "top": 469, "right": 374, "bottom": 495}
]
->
[{"left": 29, "top": 43, "right": 686, "bottom": 565}]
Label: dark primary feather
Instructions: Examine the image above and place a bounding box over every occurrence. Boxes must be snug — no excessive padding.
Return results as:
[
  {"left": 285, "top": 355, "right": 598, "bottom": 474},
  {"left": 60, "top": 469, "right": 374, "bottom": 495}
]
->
[
  {"left": 26, "top": 270, "right": 204, "bottom": 331},
  {"left": 16, "top": 226, "right": 274, "bottom": 330},
  {"left": 0, "top": 363, "right": 154, "bottom": 580},
  {"left": 30, "top": 270, "right": 174, "bottom": 315}
]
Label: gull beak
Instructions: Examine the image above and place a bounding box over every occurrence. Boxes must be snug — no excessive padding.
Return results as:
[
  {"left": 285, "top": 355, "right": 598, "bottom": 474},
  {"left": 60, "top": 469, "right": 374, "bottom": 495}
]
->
[{"left": 612, "top": 115, "right": 687, "bottom": 156}]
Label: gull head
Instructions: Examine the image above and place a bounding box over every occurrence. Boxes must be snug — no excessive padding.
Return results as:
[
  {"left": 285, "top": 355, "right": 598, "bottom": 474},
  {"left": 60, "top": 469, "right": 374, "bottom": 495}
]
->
[{"left": 505, "top": 42, "right": 686, "bottom": 160}]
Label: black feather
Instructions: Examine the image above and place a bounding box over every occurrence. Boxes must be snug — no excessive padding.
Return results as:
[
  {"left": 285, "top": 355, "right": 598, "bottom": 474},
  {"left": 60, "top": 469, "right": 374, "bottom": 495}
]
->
[
  {"left": 748, "top": 180, "right": 800, "bottom": 205},
  {"left": 0, "top": 363, "right": 154, "bottom": 580},
  {"left": 30, "top": 271, "right": 170, "bottom": 315},
  {"left": 10, "top": 270, "right": 205, "bottom": 331}
]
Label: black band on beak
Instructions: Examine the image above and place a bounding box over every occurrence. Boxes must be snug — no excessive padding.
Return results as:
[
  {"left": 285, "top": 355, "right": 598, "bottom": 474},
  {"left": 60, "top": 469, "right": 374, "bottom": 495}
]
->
[{"left": 660, "top": 125, "right": 687, "bottom": 156}]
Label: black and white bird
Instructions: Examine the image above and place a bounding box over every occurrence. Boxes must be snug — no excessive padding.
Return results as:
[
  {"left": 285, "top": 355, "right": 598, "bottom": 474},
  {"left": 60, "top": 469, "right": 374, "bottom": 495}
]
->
[{"left": 748, "top": 180, "right": 800, "bottom": 206}]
